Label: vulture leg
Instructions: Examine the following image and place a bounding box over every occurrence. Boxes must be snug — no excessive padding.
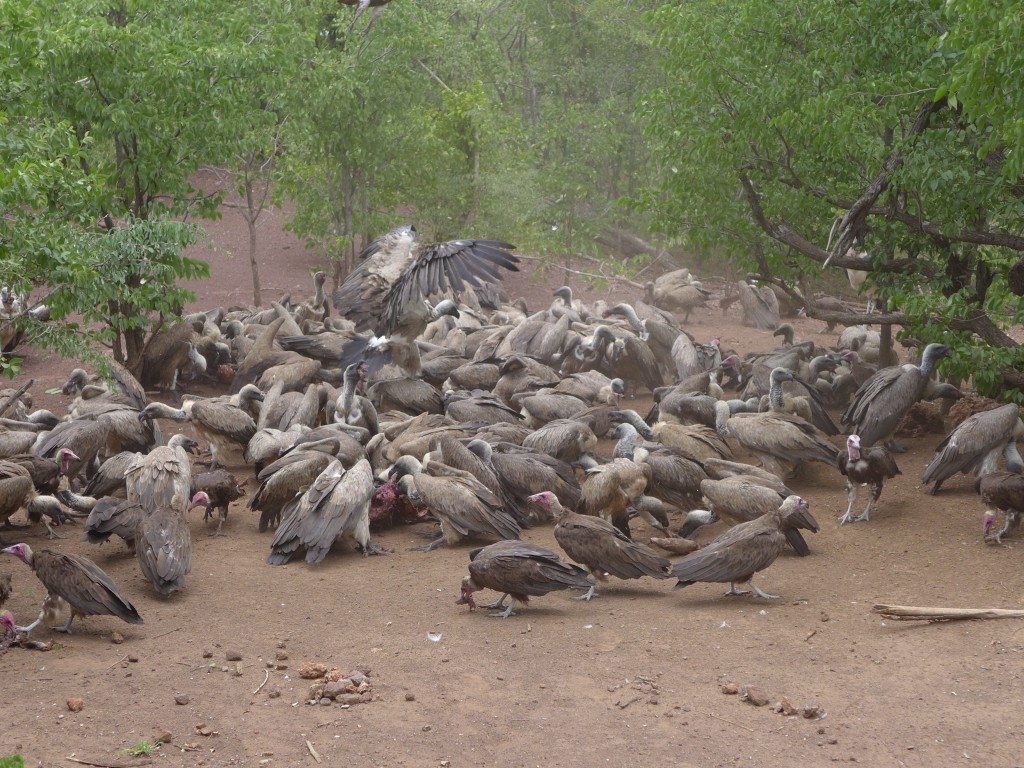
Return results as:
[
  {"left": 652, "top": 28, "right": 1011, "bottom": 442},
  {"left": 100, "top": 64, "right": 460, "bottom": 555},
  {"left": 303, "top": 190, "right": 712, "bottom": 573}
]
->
[
  {"left": 856, "top": 483, "right": 883, "bottom": 523},
  {"left": 16, "top": 614, "right": 43, "bottom": 634},
  {"left": 927, "top": 478, "right": 944, "bottom": 496},
  {"left": 211, "top": 515, "right": 227, "bottom": 538},
  {"left": 480, "top": 594, "right": 509, "bottom": 610},
  {"left": 748, "top": 578, "right": 780, "bottom": 600},
  {"left": 838, "top": 482, "right": 858, "bottom": 525},
  {"left": 412, "top": 534, "right": 446, "bottom": 552},
  {"left": 724, "top": 582, "right": 751, "bottom": 597},
  {"left": 42, "top": 519, "right": 63, "bottom": 540},
  {"left": 572, "top": 585, "right": 599, "bottom": 601},
  {"left": 995, "top": 510, "right": 1020, "bottom": 544},
  {"left": 489, "top": 602, "right": 518, "bottom": 619},
  {"left": 208, "top": 445, "right": 220, "bottom": 471},
  {"left": 52, "top": 613, "right": 76, "bottom": 634},
  {"left": 637, "top": 507, "right": 669, "bottom": 533},
  {"left": 358, "top": 540, "right": 390, "bottom": 556}
]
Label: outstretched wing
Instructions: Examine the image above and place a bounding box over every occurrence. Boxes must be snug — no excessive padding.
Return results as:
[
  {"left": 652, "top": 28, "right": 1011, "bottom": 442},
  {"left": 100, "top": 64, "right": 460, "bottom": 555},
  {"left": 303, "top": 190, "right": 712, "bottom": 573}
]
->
[{"left": 382, "top": 240, "right": 519, "bottom": 336}]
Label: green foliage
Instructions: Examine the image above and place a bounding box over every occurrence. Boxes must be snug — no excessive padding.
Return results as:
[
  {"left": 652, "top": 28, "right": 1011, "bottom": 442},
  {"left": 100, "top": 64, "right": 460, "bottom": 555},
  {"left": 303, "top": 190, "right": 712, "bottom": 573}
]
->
[
  {"left": 0, "top": 756, "right": 24, "bottom": 768},
  {"left": 124, "top": 741, "right": 156, "bottom": 757},
  {"left": 642, "top": 0, "right": 1024, "bottom": 401},
  {"left": 0, "top": 357, "right": 22, "bottom": 380}
]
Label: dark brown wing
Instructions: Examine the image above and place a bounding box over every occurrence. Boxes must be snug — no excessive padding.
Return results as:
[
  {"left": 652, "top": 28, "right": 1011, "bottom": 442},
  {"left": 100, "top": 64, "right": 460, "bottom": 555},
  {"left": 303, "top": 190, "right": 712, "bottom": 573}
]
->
[
  {"left": 381, "top": 240, "right": 518, "bottom": 336},
  {"left": 554, "top": 513, "right": 669, "bottom": 579},
  {"left": 190, "top": 401, "right": 257, "bottom": 445},
  {"left": 670, "top": 524, "right": 785, "bottom": 585},
  {"left": 85, "top": 498, "right": 144, "bottom": 544},
  {"left": 469, "top": 540, "right": 591, "bottom": 596},
  {"left": 34, "top": 550, "right": 142, "bottom": 622}
]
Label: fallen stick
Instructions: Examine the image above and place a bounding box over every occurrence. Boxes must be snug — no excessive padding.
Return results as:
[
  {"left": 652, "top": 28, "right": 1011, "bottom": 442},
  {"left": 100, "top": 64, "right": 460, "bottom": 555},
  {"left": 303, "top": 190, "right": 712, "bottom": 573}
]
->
[
  {"left": 306, "top": 740, "right": 323, "bottom": 763},
  {"left": 703, "top": 711, "right": 757, "bottom": 733},
  {"left": 253, "top": 669, "right": 270, "bottom": 695},
  {"left": 872, "top": 604, "right": 1024, "bottom": 623},
  {"left": 66, "top": 758, "right": 152, "bottom": 768},
  {"left": 148, "top": 626, "right": 183, "bottom": 641},
  {"left": 105, "top": 654, "right": 130, "bottom": 671}
]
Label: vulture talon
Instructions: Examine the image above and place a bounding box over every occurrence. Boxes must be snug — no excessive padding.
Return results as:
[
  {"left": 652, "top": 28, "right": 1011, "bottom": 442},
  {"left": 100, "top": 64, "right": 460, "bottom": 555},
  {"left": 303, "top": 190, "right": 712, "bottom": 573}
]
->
[
  {"left": 488, "top": 604, "right": 517, "bottom": 619},
  {"left": 749, "top": 581, "right": 780, "bottom": 600},
  {"left": 724, "top": 583, "right": 751, "bottom": 596},
  {"left": 359, "top": 541, "right": 390, "bottom": 556},
  {"left": 480, "top": 595, "right": 508, "bottom": 610},
  {"left": 571, "top": 586, "right": 598, "bottom": 601},
  {"left": 837, "top": 513, "right": 854, "bottom": 525}
]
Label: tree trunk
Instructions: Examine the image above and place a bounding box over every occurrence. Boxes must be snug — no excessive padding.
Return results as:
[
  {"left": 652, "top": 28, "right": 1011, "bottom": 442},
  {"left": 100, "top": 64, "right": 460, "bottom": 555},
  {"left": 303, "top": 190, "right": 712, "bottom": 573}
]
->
[{"left": 244, "top": 177, "right": 263, "bottom": 307}]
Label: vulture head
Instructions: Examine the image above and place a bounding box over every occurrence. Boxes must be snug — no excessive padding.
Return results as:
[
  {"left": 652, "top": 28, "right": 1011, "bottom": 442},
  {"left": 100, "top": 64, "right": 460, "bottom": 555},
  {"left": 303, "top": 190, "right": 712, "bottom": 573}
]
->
[
  {"left": 139, "top": 402, "right": 188, "bottom": 423},
  {"left": 62, "top": 368, "right": 90, "bottom": 395},
  {"left": 456, "top": 575, "right": 481, "bottom": 610},
  {"left": 527, "top": 491, "right": 561, "bottom": 516},
  {"left": 466, "top": 439, "right": 493, "bottom": 462},
  {"left": 982, "top": 510, "right": 1000, "bottom": 541},
  {"left": 237, "top": 384, "right": 266, "bottom": 404},
  {"left": 1, "top": 542, "right": 34, "bottom": 567},
  {"left": 772, "top": 324, "right": 795, "bottom": 345},
  {"left": 313, "top": 271, "right": 327, "bottom": 288},
  {"left": 190, "top": 491, "right": 211, "bottom": 511},
  {"left": 921, "top": 343, "right": 952, "bottom": 366},
  {"left": 718, "top": 354, "right": 740, "bottom": 374},
  {"left": 846, "top": 434, "right": 862, "bottom": 461},
  {"left": 396, "top": 474, "right": 422, "bottom": 505},
  {"left": 552, "top": 286, "right": 573, "bottom": 304},
  {"left": 56, "top": 448, "right": 81, "bottom": 477},
  {"left": 431, "top": 299, "right": 460, "bottom": 321},
  {"left": 0, "top": 611, "right": 14, "bottom": 635},
  {"left": 388, "top": 455, "right": 423, "bottom": 482},
  {"left": 167, "top": 434, "right": 201, "bottom": 455}
]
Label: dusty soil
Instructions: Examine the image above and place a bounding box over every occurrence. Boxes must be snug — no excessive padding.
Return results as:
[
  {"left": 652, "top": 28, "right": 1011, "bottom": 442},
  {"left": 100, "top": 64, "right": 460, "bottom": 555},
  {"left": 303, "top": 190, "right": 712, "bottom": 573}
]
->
[{"left": 3, "top": 199, "right": 1024, "bottom": 768}]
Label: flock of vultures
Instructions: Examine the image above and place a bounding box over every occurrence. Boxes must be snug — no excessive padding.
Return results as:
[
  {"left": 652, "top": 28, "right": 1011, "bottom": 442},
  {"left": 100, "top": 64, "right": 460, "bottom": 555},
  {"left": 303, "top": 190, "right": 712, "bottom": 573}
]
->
[{"left": 1, "top": 224, "right": 1022, "bottom": 636}]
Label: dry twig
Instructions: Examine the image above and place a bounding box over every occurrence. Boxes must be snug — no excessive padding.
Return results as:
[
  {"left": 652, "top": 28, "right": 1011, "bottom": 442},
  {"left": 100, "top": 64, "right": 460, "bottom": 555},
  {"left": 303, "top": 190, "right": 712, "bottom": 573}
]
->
[{"left": 872, "top": 604, "right": 1024, "bottom": 623}]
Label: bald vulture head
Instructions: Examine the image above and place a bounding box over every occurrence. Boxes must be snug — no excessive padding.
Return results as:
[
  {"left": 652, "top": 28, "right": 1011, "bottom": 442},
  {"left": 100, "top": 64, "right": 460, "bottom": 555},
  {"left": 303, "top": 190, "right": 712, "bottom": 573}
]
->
[
  {"left": 553, "top": 286, "right": 573, "bottom": 303},
  {"left": 431, "top": 299, "right": 460, "bottom": 320},
  {"left": 466, "top": 439, "right": 493, "bottom": 462}
]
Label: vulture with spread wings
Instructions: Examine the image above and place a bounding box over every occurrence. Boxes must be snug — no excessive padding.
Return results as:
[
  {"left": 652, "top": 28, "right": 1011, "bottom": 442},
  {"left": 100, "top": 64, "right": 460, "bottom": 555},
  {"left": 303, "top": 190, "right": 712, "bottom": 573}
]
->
[{"left": 332, "top": 225, "right": 519, "bottom": 375}]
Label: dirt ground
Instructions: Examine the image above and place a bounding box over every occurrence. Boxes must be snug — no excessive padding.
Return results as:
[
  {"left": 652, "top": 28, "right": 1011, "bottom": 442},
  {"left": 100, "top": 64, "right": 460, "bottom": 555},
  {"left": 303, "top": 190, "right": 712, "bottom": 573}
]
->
[{"left": 3, "top": 198, "right": 1024, "bottom": 768}]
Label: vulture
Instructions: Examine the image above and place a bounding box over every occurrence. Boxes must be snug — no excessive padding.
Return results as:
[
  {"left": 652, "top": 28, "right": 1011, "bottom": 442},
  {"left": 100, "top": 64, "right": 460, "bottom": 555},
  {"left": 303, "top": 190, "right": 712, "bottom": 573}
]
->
[
  {"left": 579, "top": 457, "right": 650, "bottom": 538},
  {"left": 979, "top": 471, "right": 1024, "bottom": 544},
  {"left": 84, "top": 450, "right": 138, "bottom": 498},
  {"left": 332, "top": 225, "right": 518, "bottom": 374},
  {"left": 191, "top": 470, "right": 246, "bottom": 537},
  {"left": 250, "top": 439, "right": 338, "bottom": 531},
  {"left": 921, "top": 403, "right": 1024, "bottom": 494},
  {"left": 81, "top": 496, "right": 145, "bottom": 549},
  {"left": 837, "top": 435, "right": 901, "bottom": 524},
  {"left": 713, "top": 400, "right": 837, "bottom": 478},
  {"left": 391, "top": 456, "right": 521, "bottom": 550},
  {"left": 521, "top": 419, "right": 597, "bottom": 463},
  {"left": 736, "top": 280, "right": 780, "bottom": 330},
  {"left": 530, "top": 491, "right": 670, "bottom": 600},
  {"left": 0, "top": 571, "right": 10, "bottom": 609},
  {"left": 268, "top": 459, "right": 380, "bottom": 565},
  {"left": 841, "top": 343, "right": 951, "bottom": 449},
  {"left": 2, "top": 542, "right": 142, "bottom": 633},
  {"left": 141, "top": 384, "right": 263, "bottom": 469},
  {"left": 698, "top": 476, "right": 812, "bottom": 555},
  {"left": 135, "top": 491, "right": 209, "bottom": 596},
  {"left": 467, "top": 439, "right": 582, "bottom": 515},
  {"left": 125, "top": 433, "right": 200, "bottom": 513},
  {"left": 671, "top": 496, "right": 817, "bottom": 600},
  {"left": 456, "top": 540, "right": 594, "bottom": 618}
]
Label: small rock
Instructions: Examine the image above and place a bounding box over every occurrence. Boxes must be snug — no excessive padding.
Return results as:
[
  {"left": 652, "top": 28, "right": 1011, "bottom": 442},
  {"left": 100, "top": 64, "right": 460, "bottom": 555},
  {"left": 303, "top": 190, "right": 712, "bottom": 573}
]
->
[
  {"left": 828, "top": 738, "right": 838, "bottom": 745},
  {"left": 820, "top": 611, "right": 830, "bottom": 622},
  {"left": 422, "top": 724, "right": 433, "bottom": 732},
  {"left": 175, "top": 694, "right": 191, "bottom": 706},
  {"left": 274, "top": 663, "right": 288, "bottom": 671},
  {"left": 353, "top": 664, "right": 371, "bottom": 676},
  {"left": 337, "top": 693, "right": 372, "bottom": 705},
  {"left": 440, "top": 762, "right": 450, "bottom": 768},
  {"left": 299, "top": 662, "right": 328, "bottom": 679},
  {"left": 405, "top": 693, "right": 416, "bottom": 702},
  {"left": 127, "top": 655, "right": 139, "bottom": 663},
  {"left": 817, "top": 727, "right": 826, "bottom": 735},
  {"left": 775, "top": 697, "right": 798, "bottom": 716},
  {"left": 232, "top": 663, "right": 243, "bottom": 677},
  {"left": 276, "top": 641, "right": 286, "bottom": 649},
  {"left": 202, "top": 649, "right": 213, "bottom": 659},
  {"left": 307, "top": 683, "right": 325, "bottom": 701},
  {"left": 259, "top": 761, "right": 271, "bottom": 766},
  {"left": 802, "top": 705, "right": 822, "bottom": 719},
  {"left": 195, "top": 723, "right": 214, "bottom": 737},
  {"left": 720, "top": 682, "right": 739, "bottom": 695},
  {"left": 739, "top": 685, "right": 769, "bottom": 707},
  {"left": 275, "top": 651, "right": 288, "bottom": 661},
  {"left": 267, "top": 687, "right": 282, "bottom": 699},
  {"left": 66, "top": 698, "right": 84, "bottom": 712},
  {"left": 225, "top": 650, "right": 243, "bottom": 662},
  {"left": 349, "top": 671, "right": 367, "bottom": 686},
  {"left": 110, "top": 632, "right": 125, "bottom": 645},
  {"left": 324, "top": 669, "right": 343, "bottom": 683},
  {"left": 323, "top": 681, "right": 348, "bottom": 699},
  {"left": 152, "top": 729, "right": 173, "bottom": 745},
  {"left": 318, "top": 697, "right": 332, "bottom": 706},
  {"left": 356, "top": 681, "right": 370, "bottom": 694}
]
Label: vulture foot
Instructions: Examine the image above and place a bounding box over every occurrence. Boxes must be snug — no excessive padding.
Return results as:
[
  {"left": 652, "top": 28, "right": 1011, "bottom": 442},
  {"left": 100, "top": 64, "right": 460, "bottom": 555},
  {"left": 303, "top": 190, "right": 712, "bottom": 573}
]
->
[
  {"left": 480, "top": 594, "right": 509, "bottom": 610},
  {"left": 854, "top": 507, "right": 872, "bottom": 523},
  {"left": 837, "top": 512, "right": 855, "bottom": 525},
  {"left": 572, "top": 585, "right": 598, "bottom": 601},
  {"left": 359, "top": 541, "right": 391, "bottom": 556},
  {"left": 51, "top": 616, "right": 75, "bottom": 634},
  {"left": 411, "top": 535, "right": 445, "bottom": 552},
  {"left": 749, "top": 580, "right": 780, "bottom": 600},
  {"left": 412, "top": 528, "right": 442, "bottom": 539},
  {"left": 724, "top": 583, "right": 751, "bottom": 597},
  {"left": 488, "top": 604, "right": 517, "bottom": 619},
  {"left": 42, "top": 522, "right": 63, "bottom": 540}
]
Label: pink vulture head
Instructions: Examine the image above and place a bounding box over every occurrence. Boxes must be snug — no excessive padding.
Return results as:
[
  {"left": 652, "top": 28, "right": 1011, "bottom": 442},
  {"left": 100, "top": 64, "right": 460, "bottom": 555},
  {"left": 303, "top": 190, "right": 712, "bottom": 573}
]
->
[
  {"left": 57, "top": 448, "right": 81, "bottom": 477},
  {"left": 190, "top": 491, "right": 211, "bottom": 510},
  {"left": 983, "top": 510, "right": 998, "bottom": 538},
  {"left": 846, "top": 434, "right": 862, "bottom": 461},
  {"left": 456, "top": 576, "right": 480, "bottom": 611},
  {"left": 1, "top": 543, "right": 34, "bottom": 566},
  {"left": 0, "top": 611, "right": 15, "bottom": 634},
  {"left": 527, "top": 491, "right": 557, "bottom": 514}
]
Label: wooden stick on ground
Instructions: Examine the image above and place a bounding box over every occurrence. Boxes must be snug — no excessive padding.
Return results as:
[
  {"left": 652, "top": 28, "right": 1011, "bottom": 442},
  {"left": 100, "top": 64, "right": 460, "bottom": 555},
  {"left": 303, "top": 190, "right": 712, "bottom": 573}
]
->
[
  {"left": 66, "top": 757, "right": 152, "bottom": 768},
  {"left": 872, "top": 604, "right": 1024, "bottom": 623},
  {"left": 306, "top": 740, "right": 323, "bottom": 763}
]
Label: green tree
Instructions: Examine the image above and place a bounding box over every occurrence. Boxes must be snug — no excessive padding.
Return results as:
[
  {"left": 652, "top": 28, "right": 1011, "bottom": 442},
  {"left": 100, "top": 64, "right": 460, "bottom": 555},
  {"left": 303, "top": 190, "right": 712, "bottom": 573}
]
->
[{"left": 642, "top": 0, "right": 1024, "bottom": 398}]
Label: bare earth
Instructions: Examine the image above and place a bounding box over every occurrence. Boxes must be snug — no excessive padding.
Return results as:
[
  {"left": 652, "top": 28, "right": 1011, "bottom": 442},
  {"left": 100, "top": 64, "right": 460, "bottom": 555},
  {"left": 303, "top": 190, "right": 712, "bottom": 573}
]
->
[{"left": 3, "top": 202, "right": 1024, "bottom": 768}]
